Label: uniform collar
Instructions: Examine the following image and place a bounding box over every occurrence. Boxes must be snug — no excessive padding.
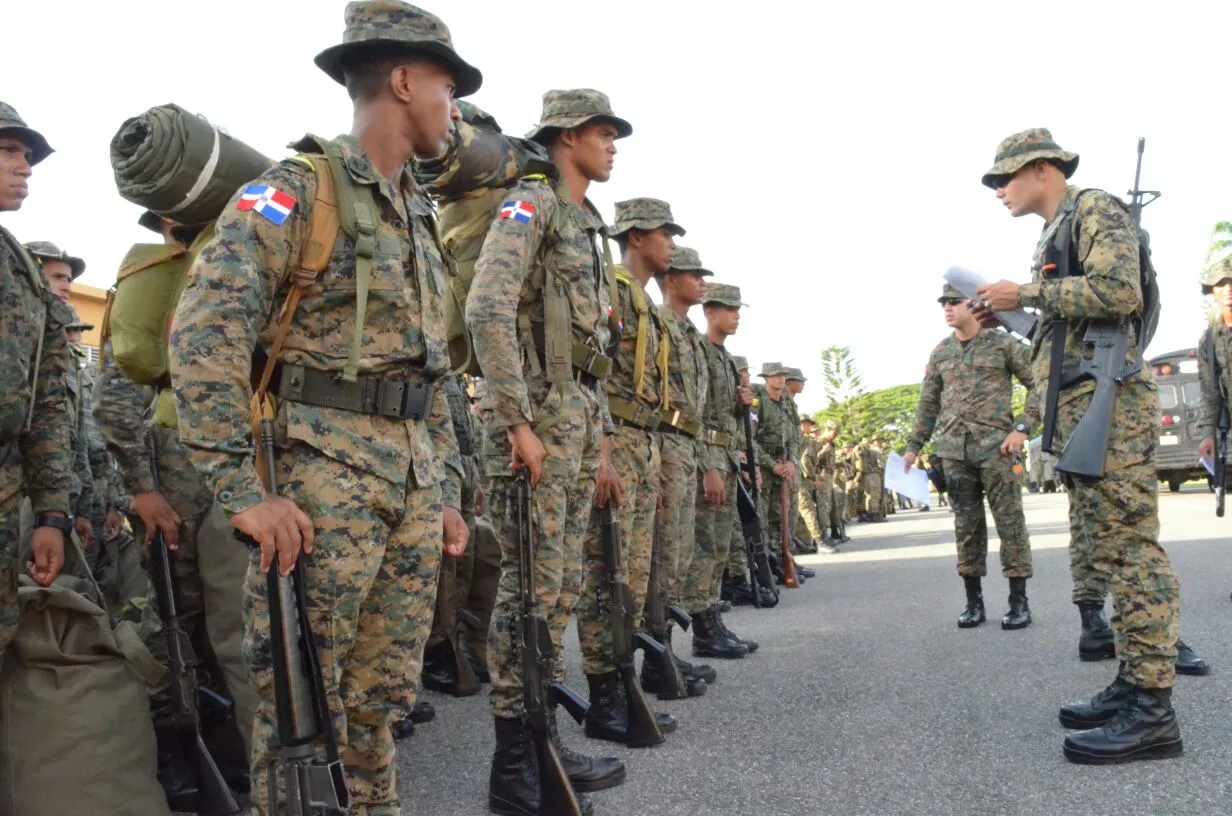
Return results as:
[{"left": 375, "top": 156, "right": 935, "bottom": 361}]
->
[{"left": 332, "top": 133, "right": 415, "bottom": 203}]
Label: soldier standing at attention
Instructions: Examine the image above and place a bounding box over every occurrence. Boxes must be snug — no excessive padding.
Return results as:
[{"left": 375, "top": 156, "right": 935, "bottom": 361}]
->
[
  {"left": 0, "top": 102, "right": 73, "bottom": 642},
  {"left": 466, "top": 87, "right": 631, "bottom": 812},
  {"left": 976, "top": 128, "right": 1181, "bottom": 764},
  {"left": 170, "top": 3, "right": 474, "bottom": 810},
  {"left": 752, "top": 363, "right": 797, "bottom": 580},
  {"left": 904, "top": 284, "right": 1035, "bottom": 630}
]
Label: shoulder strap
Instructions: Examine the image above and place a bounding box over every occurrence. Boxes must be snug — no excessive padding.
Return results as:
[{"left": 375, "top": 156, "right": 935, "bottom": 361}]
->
[
  {"left": 614, "top": 267, "right": 654, "bottom": 401},
  {"left": 3, "top": 233, "right": 49, "bottom": 431}
]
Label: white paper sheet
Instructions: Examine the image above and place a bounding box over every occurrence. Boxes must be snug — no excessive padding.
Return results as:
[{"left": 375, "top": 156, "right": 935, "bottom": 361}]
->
[
  {"left": 943, "top": 266, "right": 1038, "bottom": 337},
  {"left": 884, "top": 452, "right": 933, "bottom": 507}
]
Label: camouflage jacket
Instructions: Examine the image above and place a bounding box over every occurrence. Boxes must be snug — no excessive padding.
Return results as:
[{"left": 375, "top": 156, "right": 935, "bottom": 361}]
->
[
  {"left": 66, "top": 348, "right": 100, "bottom": 519},
  {"left": 699, "top": 339, "right": 741, "bottom": 473},
  {"left": 1197, "top": 319, "right": 1232, "bottom": 442},
  {"left": 658, "top": 305, "right": 708, "bottom": 470},
  {"left": 799, "top": 434, "right": 819, "bottom": 480},
  {"left": 1020, "top": 184, "right": 1154, "bottom": 414},
  {"left": 908, "top": 329, "right": 1034, "bottom": 462},
  {"left": 465, "top": 175, "right": 615, "bottom": 431},
  {"left": 93, "top": 342, "right": 157, "bottom": 497},
  {"left": 0, "top": 226, "right": 73, "bottom": 513},
  {"left": 750, "top": 384, "right": 796, "bottom": 470},
  {"left": 784, "top": 393, "right": 804, "bottom": 469},
  {"left": 606, "top": 270, "right": 664, "bottom": 420},
  {"left": 816, "top": 437, "right": 837, "bottom": 477},
  {"left": 169, "top": 134, "right": 462, "bottom": 515}
]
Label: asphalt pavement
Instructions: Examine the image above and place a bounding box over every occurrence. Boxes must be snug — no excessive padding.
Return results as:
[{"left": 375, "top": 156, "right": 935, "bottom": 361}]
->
[{"left": 396, "top": 486, "right": 1232, "bottom": 816}]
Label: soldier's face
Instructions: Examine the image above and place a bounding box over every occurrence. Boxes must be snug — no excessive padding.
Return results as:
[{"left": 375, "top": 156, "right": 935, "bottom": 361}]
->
[
  {"left": 994, "top": 161, "right": 1045, "bottom": 218},
  {"left": 42, "top": 260, "right": 73, "bottom": 302},
  {"left": 636, "top": 227, "right": 676, "bottom": 274},
  {"left": 401, "top": 60, "right": 460, "bottom": 159},
  {"left": 740, "top": 370, "right": 750, "bottom": 387},
  {"left": 0, "top": 136, "right": 34, "bottom": 211},
  {"left": 765, "top": 374, "right": 786, "bottom": 392},
  {"left": 787, "top": 380, "right": 803, "bottom": 394},
  {"left": 66, "top": 328, "right": 84, "bottom": 346},
  {"left": 1213, "top": 279, "right": 1232, "bottom": 309},
  {"left": 569, "top": 122, "right": 619, "bottom": 183},
  {"left": 705, "top": 304, "right": 740, "bottom": 337},
  {"left": 673, "top": 271, "right": 706, "bottom": 306},
  {"left": 942, "top": 298, "right": 970, "bottom": 327}
]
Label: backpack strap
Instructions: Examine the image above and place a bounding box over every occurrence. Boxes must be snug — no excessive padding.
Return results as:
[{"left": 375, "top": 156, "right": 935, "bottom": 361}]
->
[
  {"left": 4, "top": 235, "right": 49, "bottom": 432},
  {"left": 613, "top": 267, "right": 653, "bottom": 400},
  {"left": 532, "top": 175, "right": 576, "bottom": 386}
]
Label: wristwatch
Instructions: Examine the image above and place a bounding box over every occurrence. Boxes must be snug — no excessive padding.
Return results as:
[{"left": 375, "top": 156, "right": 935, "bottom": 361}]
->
[
  {"left": 34, "top": 514, "right": 74, "bottom": 534},
  {"left": 1014, "top": 422, "right": 1028, "bottom": 434}
]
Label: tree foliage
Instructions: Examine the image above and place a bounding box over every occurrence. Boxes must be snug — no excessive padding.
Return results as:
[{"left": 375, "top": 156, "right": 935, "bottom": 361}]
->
[{"left": 819, "top": 345, "right": 864, "bottom": 408}]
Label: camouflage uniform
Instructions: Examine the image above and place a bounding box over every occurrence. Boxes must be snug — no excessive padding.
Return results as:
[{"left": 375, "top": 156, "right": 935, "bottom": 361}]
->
[
  {"left": 815, "top": 425, "right": 839, "bottom": 535},
  {"left": 1197, "top": 258, "right": 1232, "bottom": 498},
  {"left": 723, "top": 355, "right": 753, "bottom": 582},
  {"left": 653, "top": 245, "right": 710, "bottom": 609},
  {"left": 985, "top": 130, "right": 1178, "bottom": 691},
  {"left": 906, "top": 318, "right": 1035, "bottom": 579},
  {"left": 751, "top": 364, "right": 797, "bottom": 555},
  {"left": 782, "top": 376, "right": 805, "bottom": 539},
  {"left": 169, "top": 7, "right": 477, "bottom": 809},
  {"left": 466, "top": 89, "right": 627, "bottom": 719},
  {"left": 0, "top": 104, "right": 73, "bottom": 658}
]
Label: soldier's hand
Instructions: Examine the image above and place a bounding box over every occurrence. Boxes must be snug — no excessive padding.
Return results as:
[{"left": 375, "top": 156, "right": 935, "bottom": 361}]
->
[
  {"left": 1000, "top": 431, "right": 1028, "bottom": 456},
  {"left": 903, "top": 452, "right": 917, "bottom": 472},
  {"left": 74, "top": 516, "right": 94, "bottom": 550},
  {"left": 27, "top": 527, "right": 65, "bottom": 587},
  {"left": 974, "top": 280, "right": 1022, "bottom": 312},
  {"left": 703, "top": 469, "right": 725, "bottom": 505},
  {"left": 1200, "top": 436, "right": 1215, "bottom": 462},
  {"left": 442, "top": 507, "right": 468, "bottom": 557},
  {"left": 231, "top": 496, "right": 315, "bottom": 576},
  {"left": 105, "top": 508, "right": 125, "bottom": 541},
  {"left": 595, "top": 456, "right": 624, "bottom": 509},
  {"left": 475, "top": 486, "right": 487, "bottom": 517},
  {"left": 133, "top": 490, "right": 182, "bottom": 550},
  {"left": 735, "top": 386, "right": 754, "bottom": 407},
  {"left": 509, "top": 424, "right": 547, "bottom": 486}
]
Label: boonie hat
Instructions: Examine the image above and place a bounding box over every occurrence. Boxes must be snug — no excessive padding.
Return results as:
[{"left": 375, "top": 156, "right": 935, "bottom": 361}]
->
[
  {"left": 981, "top": 128, "right": 1079, "bottom": 189},
  {"left": 526, "top": 89, "right": 632, "bottom": 145}
]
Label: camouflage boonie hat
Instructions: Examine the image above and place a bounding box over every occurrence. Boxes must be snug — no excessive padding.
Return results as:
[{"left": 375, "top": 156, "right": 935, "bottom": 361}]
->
[
  {"left": 733, "top": 356, "right": 750, "bottom": 372},
  {"left": 24, "top": 240, "right": 85, "bottom": 280},
  {"left": 702, "top": 281, "right": 745, "bottom": 308},
  {"left": 0, "top": 102, "right": 53, "bottom": 166},
  {"left": 667, "top": 246, "right": 712, "bottom": 276},
  {"left": 65, "top": 306, "right": 94, "bottom": 332},
  {"left": 938, "top": 284, "right": 965, "bottom": 303},
  {"left": 759, "top": 361, "right": 791, "bottom": 378},
  {"left": 609, "top": 198, "right": 685, "bottom": 237},
  {"left": 314, "top": 0, "right": 483, "bottom": 97},
  {"left": 526, "top": 89, "right": 632, "bottom": 145},
  {"left": 785, "top": 367, "right": 806, "bottom": 382},
  {"left": 1202, "top": 256, "right": 1232, "bottom": 294},
  {"left": 981, "top": 128, "right": 1079, "bottom": 189}
]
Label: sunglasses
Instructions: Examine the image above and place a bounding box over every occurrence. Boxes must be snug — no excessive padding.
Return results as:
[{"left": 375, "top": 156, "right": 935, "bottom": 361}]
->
[{"left": 940, "top": 298, "right": 966, "bottom": 306}]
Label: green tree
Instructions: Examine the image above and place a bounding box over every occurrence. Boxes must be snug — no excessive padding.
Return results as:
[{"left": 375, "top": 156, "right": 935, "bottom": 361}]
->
[
  {"left": 815, "top": 383, "right": 920, "bottom": 453},
  {"left": 819, "top": 345, "right": 864, "bottom": 408},
  {"left": 1206, "top": 220, "right": 1232, "bottom": 267}
]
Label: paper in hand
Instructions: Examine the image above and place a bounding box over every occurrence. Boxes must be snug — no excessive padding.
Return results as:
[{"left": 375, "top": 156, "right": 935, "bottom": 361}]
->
[
  {"left": 884, "top": 452, "right": 932, "bottom": 507},
  {"left": 944, "top": 266, "right": 1037, "bottom": 337}
]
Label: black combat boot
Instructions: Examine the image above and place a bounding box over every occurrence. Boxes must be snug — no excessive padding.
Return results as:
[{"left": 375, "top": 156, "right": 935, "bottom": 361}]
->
[
  {"left": 691, "top": 607, "right": 749, "bottom": 659},
  {"left": 548, "top": 708, "right": 625, "bottom": 792},
  {"left": 1077, "top": 602, "right": 1116, "bottom": 661},
  {"left": 489, "top": 716, "right": 594, "bottom": 816},
  {"left": 421, "top": 643, "right": 459, "bottom": 694},
  {"left": 796, "top": 560, "right": 817, "bottom": 580},
  {"left": 639, "top": 631, "right": 707, "bottom": 699},
  {"left": 667, "top": 626, "right": 716, "bottom": 684},
  {"left": 714, "top": 607, "right": 758, "bottom": 654},
  {"left": 1175, "top": 640, "right": 1211, "bottom": 676},
  {"left": 582, "top": 672, "right": 676, "bottom": 746},
  {"left": 154, "top": 726, "right": 199, "bottom": 812},
  {"left": 730, "top": 582, "right": 758, "bottom": 607},
  {"left": 1001, "top": 578, "right": 1031, "bottom": 630},
  {"left": 831, "top": 523, "right": 851, "bottom": 544},
  {"left": 1058, "top": 665, "right": 1134, "bottom": 728},
  {"left": 1062, "top": 687, "right": 1183, "bottom": 765},
  {"left": 957, "top": 577, "right": 985, "bottom": 628}
]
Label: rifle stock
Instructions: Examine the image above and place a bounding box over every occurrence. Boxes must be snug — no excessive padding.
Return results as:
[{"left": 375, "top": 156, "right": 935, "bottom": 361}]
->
[
  {"left": 513, "top": 473, "right": 586, "bottom": 815},
  {"left": 439, "top": 555, "right": 481, "bottom": 697},
  {"left": 740, "top": 407, "right": 779, "bottom": 607},
  {"left": 777, "top": 457, "right": 799, "bottom": 589},
  {"left": 1055, "top": 322, "right": 1130, "bottom": 480},
  {"left": 147, "top": 433, "right": 240, "bottom": 816}
]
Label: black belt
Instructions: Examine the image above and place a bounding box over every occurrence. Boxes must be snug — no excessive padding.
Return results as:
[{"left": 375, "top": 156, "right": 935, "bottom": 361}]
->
[
  {"left": 273, "top": 364, "right": 435, "bottom": 420},
  {"left": 530, "top": 325, "right": 611, "bottom": 390}
]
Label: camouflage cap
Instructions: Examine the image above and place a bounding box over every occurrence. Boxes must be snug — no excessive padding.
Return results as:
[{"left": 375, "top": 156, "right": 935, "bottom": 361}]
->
[
  {"left": 981, "top": 128, "right": 1079, "bottom": 189},
  {"left": 0, "top": 102, "right": 53, "bottom": 166},
  {"left": 65, "top": 306, "right": 94, "bottom": 332},
  {"left": 800, "top": 416, "right": 816, "bottom": 425},
  {"left": 24, "top": 240, "right": 85, "bottom": 280},
  {"left": 758, "top": 361, "right": 791, "bottom": 378},
  {"left": 732, "top": 355, "right": 750, "bottom": 372},
  {"left": 667, "top": 246, "right": 712, "bottom": 277},
  {"left": 938, "top": 284, "right": 965, "bottom": 303},
  {"left": 785, "top": 367, "right": 807, "bottom": 382},
  {"left": 702, "top": 281, "right": 745, "bottom": 308},
  {"left": 609, "top": 198, "right": 685, "bottom": 238},
  {"left": 314, "top": 0, "right": 482, "bottom": 97},
  {"left": 1202, "top": 256, "right": 1232, "bottom": 294},
  {"left": 525, "top": 89, "right": 632, "bottom": 145}
]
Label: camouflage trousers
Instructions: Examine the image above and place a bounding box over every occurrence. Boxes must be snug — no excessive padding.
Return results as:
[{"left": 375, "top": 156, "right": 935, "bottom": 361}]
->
[
  {"left": 245, "top": 441, "right": 443, "bottom": 815},
  {"left": 684, "top": 464, "right": 737, "bottom": 614},
  {"left": 487, "top": 381, "right": 602, "bottom": 719},
  {"left": 0, "top": 490, "right": 19, "bottom": 662},
  {"left": 941, "top": 453, "right": 1032, "bottom": 579},
  {"left": 831, "top": 481, "right": 847, "bottom": 526},
  {"left": 796, "top": 481, "right": 823, "bottom": 541},
  {"left": 757, "top": 468, "right": 792, "bottom": 556},
  {"left": 1060, "top": 381, "right": 1179, "bottom": 689},
  {"left": 860, "top": 473, "right": 883, "bottom": 514},
  {"left": 577, "top": 425, "right": 659, "bottom": 676},
  {"left": 655, "top": 433, "right": 698, "bottom": 606}
]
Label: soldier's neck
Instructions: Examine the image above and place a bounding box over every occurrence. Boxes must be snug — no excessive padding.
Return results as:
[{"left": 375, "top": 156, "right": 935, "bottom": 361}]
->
[
  {"left": 1039, "top": 182, "right": 1068, "bottom": 222},
  {"left": 664, "top": 290, "right": 691, "bottom": 319},
  {"left": 706, "top": 325, "right": 728, "bottom": 346},
  {"left": 620, "top": 254, "right": 653, "bottom": 288},
  {"left": 953, "top": 322, "right": 980, "bottom": 342},
  {"left": 766, "top": 385, "right": 783, "bottom": 400},
  {"left": 351, "top": 109, "right": 414, "bottom": 183},
  {"left": 551, "top": 148, "right": 591, "bottom": 204},
  {"left": 1221, "top": 307, "right": 1232, "bottom": 328}
]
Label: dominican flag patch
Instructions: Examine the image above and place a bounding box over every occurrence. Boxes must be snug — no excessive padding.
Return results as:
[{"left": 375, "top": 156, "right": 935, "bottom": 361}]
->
[
  {"left": 236, "top": 184, "right": 297, "bottom": 225},
  {"left": 499, "top": 200, "right": 536, "bottom": 223}
]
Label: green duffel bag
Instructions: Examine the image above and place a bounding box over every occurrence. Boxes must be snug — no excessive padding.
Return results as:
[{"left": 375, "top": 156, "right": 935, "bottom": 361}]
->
[{"left": 0, "top": 572, "right": 168, "bottom": 816}]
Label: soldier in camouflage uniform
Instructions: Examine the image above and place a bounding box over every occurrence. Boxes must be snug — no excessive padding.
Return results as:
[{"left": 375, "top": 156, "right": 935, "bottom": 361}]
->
[
  {"left": 752, "top": 363, "right": 798, "bottom": 587},
  {"left": 170, "top": 4, "right": 475, "bottom": 811},
  {"left": 687, "top": 286, "right": 754, "bottom": 647},
  {"left": 0, "top": 102, "right": 73, "bottom": 654},
  {"left": 905, "top": 284, "right": 1035, "bottom": 631},
  {"left": 785, "top": 371, "right": 821, "bottom": 563},
  {"left": 467, "top": 87, "right": 631, "bottom": 809},
  {"left": 723, "top": 355, "right": 755, "bottom": 591},
  {"left": 818, "top": 420, "right": 848, "bottom": 544},
  {"left": 977, "top": 128, "right": 1181, "bottom": 764}
]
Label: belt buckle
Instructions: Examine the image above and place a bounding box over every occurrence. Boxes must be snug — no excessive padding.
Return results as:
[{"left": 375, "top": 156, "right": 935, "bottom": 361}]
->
[{"left": 376, "top": 379, "right": 410, "bottom": 418}]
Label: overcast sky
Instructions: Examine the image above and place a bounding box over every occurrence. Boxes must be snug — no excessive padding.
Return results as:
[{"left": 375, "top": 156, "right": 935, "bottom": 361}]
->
[{"left": 6, "top": 0, "right": 1229, "bottom": 414}]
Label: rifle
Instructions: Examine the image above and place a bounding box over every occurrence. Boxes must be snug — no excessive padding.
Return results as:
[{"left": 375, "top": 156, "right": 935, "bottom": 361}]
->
[
  {"left": 437, "top": 554, "right": 482, "bottom": 697},
  {"left": 1208, "top": 329, "right": 1229, "bottom": 517},
  {"left": 739, "top": 406, "right": 780, "bottom": 606},
  {"left": 147, "top": 432, "right": 241, "bottom": 816},
  {"left": 237, "top": 417, "right": 349, "bottom": 815},
  {"left": 643, "top": 524, "right": 693, "bottom": 699},
  {"left": 598, "top": 505, "right": 666, "bottom": 747},
  {"left": 512, "top": 472, "right": 590, "bottom": 814},
  {"left": 777, "top": 454, "right": 799, "bottom": 589}
]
